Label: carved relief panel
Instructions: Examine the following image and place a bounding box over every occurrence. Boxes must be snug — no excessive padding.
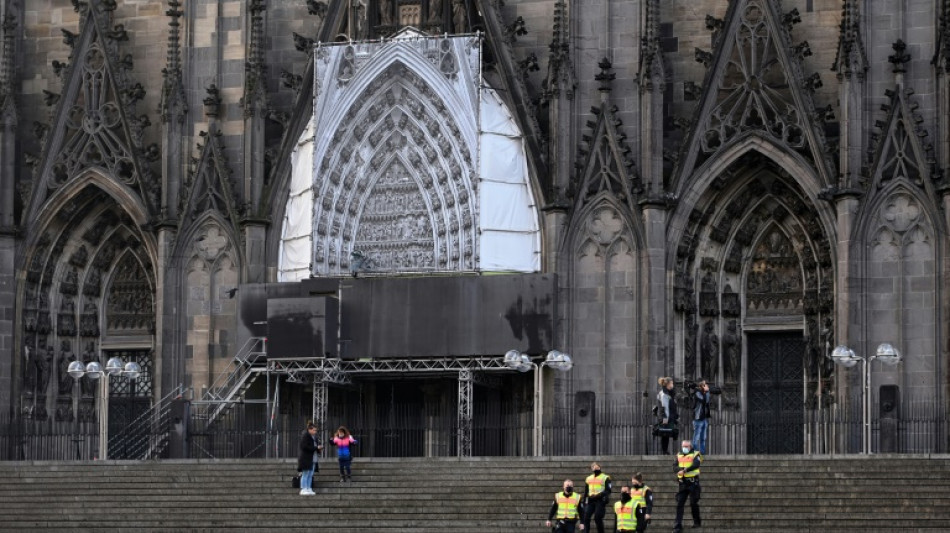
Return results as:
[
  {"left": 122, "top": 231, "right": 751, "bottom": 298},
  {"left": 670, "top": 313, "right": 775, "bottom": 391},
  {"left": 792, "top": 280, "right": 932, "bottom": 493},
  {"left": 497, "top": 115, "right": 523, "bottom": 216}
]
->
[
  {"left": 746, "top": 229, "right": 802, "bottom": 314},
  {"left": 311, "top": 41, "right": 479, "bottom": 277},
  {"left": 106, "top": 253, "right": 154, "bottom": 334}
]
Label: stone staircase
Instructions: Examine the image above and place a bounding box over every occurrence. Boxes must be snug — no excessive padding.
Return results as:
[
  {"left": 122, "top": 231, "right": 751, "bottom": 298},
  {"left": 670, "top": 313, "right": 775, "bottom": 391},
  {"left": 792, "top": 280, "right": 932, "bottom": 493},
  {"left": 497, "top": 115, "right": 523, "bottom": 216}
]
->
[{"left": 1, "top": 455, "right": 949, "bottom": 531}]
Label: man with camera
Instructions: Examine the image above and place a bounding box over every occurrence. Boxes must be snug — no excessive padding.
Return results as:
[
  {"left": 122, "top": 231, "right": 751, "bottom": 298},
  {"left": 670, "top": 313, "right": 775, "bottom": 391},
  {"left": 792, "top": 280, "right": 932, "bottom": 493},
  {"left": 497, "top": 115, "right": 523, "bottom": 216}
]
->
[{"left": 689, "top": 380, "right": 720, "bottom": 456}]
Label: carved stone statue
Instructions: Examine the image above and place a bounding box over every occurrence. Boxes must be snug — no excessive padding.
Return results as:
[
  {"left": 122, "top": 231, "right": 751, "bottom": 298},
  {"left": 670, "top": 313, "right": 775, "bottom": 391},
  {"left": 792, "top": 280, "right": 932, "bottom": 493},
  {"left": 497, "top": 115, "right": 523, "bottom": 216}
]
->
[
  {"left": 684, "top": 313, "right": 698, "bottom": 377},
  {"left": 721, "top": 283, "right": 740, "bottom": 317},
  {"left": 428, "top": 0, "right": 442, "bottom": 23},
  {"left": 33, "top": 337, "right": 52, "bottom": 397},
  {"left": 58, "top": 340, "right": 75, "bottom": 395},
  {"left": 700, "top": 319, "right": 718, "bottom": 380},
  {"left": 80, "top": 301, "right": 99, "bottom": 337},
  {"left": 452, "top": 0, "right": 467, "bottom": 32},
  {"left": 379, "top": 0, "right": 393, "bottom": 26},
  {"left": 699, "top": 270, "right": 719, "bottom": 316},
  {"left": 722, "top": 320, "right": 740, "bottom": 383},
  {"left": 22, "top": 342, "right": 35, "bottom": 394}
]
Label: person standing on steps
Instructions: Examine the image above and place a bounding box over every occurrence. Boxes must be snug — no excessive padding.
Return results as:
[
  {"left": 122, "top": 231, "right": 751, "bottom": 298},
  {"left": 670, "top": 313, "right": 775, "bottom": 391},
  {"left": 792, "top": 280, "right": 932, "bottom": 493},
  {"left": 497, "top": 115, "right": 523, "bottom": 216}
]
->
[
  {"left": 691, "top": 380, "right": 720, "bottom": 456},
  {"left": 673, "top": 440, "right": 703, "bottom": 532},
  {"left": 329, "top": 425, "right": 358, "bottom": 482},
  {"left": 297, "top": 423, "right": 323, "bottom": 496},
  {"left": 656, "top": 377, "right": 679, "bottom": 455},
  {"left": 546, "top": 479, "right": 586, "bottom": 532},
  {"left": 612, "top": 485, "right": 641, "bottom": 533},
  {"left": 582, "top": 462, "right": 612, "bottom": 533},
  {"left": 629, "top": 472, "right": 654, "bottom": 533}
]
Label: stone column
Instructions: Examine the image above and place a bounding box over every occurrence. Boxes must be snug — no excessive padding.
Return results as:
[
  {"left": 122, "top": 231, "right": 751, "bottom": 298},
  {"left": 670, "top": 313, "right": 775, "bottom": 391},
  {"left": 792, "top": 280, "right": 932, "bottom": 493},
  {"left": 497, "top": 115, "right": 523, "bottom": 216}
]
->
[
  {"left": 154, "top": 226, "right": 177, "bottom": 397},
  {"left": 834, "top": 192, "right": 861, "bottom": 419},
  {"left": 0, "top": 95, "right": 16, "bottom": 409},
  {"left": 641, "top": 203, "right": 669, "bottom": 390}
]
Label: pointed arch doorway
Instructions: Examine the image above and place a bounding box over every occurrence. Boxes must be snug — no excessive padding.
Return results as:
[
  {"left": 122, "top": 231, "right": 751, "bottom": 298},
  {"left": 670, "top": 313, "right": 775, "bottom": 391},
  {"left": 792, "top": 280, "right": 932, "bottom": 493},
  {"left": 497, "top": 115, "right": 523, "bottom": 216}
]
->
[
  {"left": 674, "top": 151, "right": 836, "bottom": 455},
  {"left": 746, "top": 331, "right": 805, "bottom": 454}
]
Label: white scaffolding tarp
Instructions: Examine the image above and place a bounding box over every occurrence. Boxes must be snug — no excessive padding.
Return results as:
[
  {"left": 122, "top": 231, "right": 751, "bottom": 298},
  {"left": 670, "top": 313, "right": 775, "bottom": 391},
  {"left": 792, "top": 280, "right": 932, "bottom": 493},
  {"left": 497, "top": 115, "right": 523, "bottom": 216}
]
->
[
  {"left": 278, "top": 122, "right": 314, "bottom": 282},
  {"left": 478, "top": 88, "right": 540, "bottom": 272}
]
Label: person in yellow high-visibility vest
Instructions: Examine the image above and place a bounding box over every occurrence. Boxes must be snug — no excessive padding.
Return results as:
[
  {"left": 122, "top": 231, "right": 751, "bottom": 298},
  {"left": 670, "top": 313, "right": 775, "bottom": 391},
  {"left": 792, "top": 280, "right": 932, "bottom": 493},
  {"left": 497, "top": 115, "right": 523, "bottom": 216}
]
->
[
  {"left": 630, "top": 472, "right": 654, "bottom": 532},
  {"left": 582, "top": 462, "right": 612, "bottom": 533},
  {"left": 546, "top": 479, "right": 586, "bottom": 532},
  {"left": 612, "top": 485, "right": 641, "bottom": 533},
  {"left": 673, "top": 440, "right": 702, "bottom": 533}
]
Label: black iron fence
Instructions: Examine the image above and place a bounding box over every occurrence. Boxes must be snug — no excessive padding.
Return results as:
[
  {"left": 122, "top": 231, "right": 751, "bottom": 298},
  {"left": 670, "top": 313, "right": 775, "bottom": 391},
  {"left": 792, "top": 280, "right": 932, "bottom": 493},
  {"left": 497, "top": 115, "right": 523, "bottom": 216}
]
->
[
  {"left": 0, "top": 414, "right": 99, "bottom": 461},
  {"left": 2, "top": 395, "right": 948, "bottom": 460}
]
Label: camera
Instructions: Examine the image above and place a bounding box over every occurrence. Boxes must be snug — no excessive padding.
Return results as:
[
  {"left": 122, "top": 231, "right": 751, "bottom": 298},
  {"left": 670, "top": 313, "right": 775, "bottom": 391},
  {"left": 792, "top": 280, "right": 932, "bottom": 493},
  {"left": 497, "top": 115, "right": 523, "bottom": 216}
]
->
[{"left": 685, "top": 380, "right": 722, "bottom": 394}]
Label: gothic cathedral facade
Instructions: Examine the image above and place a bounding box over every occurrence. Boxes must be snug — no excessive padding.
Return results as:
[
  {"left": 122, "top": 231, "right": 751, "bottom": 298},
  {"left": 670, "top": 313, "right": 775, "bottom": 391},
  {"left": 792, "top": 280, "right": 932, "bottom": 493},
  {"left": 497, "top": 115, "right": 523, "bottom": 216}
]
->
[{"left": 0, "top": 0, "right": 949, "bottom": 452}]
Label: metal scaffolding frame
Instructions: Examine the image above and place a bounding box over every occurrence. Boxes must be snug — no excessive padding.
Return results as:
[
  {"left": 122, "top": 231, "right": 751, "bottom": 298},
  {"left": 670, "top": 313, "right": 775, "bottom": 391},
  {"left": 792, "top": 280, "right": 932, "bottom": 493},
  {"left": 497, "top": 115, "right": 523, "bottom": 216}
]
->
[
  {"left": 267, "top": 356, "right": 512, "bottom": 456},
  {"left": 457, "top": 370, "right": 474, "bottom": 457}
]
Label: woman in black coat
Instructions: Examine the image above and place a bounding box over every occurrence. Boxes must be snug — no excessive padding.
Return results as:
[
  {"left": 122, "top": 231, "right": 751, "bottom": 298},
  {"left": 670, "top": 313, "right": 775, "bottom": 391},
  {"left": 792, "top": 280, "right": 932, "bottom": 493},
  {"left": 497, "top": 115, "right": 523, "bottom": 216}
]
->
[{"left": 297, "top": 423, "right": 323, "bottom": 495}]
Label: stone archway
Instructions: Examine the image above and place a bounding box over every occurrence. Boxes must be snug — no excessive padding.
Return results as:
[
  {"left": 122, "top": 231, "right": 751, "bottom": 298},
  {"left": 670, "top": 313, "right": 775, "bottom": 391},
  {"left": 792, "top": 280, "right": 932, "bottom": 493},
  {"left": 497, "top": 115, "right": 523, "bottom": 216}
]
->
[
  {"left": 18, "top": 186, "right": 155, "bottom": 423},
  {"left": 673, "top": 152, "right": 835, "bottom": 453}
]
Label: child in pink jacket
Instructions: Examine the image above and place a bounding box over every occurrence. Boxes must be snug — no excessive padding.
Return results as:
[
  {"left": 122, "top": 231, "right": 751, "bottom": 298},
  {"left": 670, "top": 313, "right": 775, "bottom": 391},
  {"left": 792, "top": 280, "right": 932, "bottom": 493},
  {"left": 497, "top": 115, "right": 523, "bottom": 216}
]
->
[{"left": 329, "top": 426, "right": 358, "bottom": 482}]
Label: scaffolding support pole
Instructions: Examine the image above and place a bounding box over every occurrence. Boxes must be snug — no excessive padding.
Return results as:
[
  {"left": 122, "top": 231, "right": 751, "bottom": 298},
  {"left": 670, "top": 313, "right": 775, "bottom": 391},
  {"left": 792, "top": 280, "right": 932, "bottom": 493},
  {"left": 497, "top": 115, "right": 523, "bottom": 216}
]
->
[
  {"left": 312, "top": 376, "right": 328, "bottom": 442},
  {"left": 457, "top": 370, "right": 473, "bottom": 457}
]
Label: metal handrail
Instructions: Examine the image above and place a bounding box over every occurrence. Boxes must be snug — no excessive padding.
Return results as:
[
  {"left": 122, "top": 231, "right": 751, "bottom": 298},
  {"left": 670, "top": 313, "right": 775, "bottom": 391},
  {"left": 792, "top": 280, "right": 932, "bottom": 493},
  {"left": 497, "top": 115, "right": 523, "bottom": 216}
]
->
[
  {"left": 202, "top": 337, "right": 267, "bottom": 402},
  {"left": 106, "top": 384, "right": 186, "bottom": 460}
]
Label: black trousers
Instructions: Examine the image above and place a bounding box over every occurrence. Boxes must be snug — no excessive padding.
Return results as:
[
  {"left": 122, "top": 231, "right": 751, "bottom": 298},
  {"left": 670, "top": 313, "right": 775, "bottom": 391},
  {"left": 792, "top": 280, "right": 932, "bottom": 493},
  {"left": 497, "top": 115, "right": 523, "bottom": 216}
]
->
[
  {"left": 635, "top": 506, "right": 648, "bottom": 532},
  {"left": 583, "top": 497, "right": 607, "bottom": 533},
  {"left": 552, "top": 519, "right": 578, "bottom": 533},
  {"left": 673, "top": 479, "right": 701, "bottom": 532}
]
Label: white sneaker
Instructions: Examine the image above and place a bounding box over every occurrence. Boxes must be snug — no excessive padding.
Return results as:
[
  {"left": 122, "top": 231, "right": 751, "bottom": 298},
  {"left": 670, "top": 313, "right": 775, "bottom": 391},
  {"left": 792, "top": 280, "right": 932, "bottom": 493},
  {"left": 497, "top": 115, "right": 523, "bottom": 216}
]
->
[
  {"left": 299, "top": 489, "right": 309, "bottom": 495},
  {"left": 305, "top": 489, "right": 315, "bottom": 495}
]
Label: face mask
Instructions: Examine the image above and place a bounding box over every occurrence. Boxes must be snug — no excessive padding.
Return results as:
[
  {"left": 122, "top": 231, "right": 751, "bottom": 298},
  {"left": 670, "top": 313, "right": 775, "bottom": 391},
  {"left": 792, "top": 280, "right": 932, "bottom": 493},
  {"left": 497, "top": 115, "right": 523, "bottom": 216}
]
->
[
  {"left": 620, "top": 493, "right": 632, "bottom": 504},
  {"left": 593, "top": 469, "right": 601, "bottom": 476},
  {"left": 632, "top": 483, "right": 641, "bottom": 489},
  {"left": 682, "top": 447, "right": 691, "bottom": 454},
  {"left": 564, "top": 487, "right": 573, "bottom": 495}
]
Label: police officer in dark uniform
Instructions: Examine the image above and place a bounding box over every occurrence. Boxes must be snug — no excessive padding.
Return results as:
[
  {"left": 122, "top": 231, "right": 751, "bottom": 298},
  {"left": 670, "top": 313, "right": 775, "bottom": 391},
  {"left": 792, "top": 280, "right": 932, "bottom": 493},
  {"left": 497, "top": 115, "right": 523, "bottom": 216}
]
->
[
  {"left": 673, "top": 440, "right": 702, "bottom": 532},
  {"left": 546, "top": 479, "right": 587, "bottom": 532},
  {"left": 613, "top": 485, "right": 640, "bottom": 533},
  {"left": 582, "top": 462, "right": 612, "bottom": 533},
  {"left": 630, "top": 472, "right": 654, "bottom": 532}
]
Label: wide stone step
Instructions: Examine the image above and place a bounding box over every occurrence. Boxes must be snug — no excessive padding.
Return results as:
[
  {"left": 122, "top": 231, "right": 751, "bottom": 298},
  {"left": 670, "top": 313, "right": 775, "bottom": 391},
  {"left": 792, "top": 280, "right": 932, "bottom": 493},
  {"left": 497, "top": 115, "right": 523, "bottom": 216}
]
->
[{"left": 1, "top": 456, "right": 950, "bottom": 531}]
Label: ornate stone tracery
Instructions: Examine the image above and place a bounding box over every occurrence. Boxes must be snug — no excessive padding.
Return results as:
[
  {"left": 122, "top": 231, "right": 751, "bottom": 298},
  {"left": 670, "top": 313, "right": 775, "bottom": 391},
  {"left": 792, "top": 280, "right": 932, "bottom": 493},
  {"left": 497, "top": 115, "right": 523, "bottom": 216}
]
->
[
  {"left": 105, "top": 252, "right": 154, "bottom": 334},
  {"left": 702, "top": 4, "right": 805, "bottom": 153},
  {"left": 26, "top": 2, "right": 156, "bottom": 222},
  {"left": 311, "top": 40, "right": 479, "bottom": 276}
]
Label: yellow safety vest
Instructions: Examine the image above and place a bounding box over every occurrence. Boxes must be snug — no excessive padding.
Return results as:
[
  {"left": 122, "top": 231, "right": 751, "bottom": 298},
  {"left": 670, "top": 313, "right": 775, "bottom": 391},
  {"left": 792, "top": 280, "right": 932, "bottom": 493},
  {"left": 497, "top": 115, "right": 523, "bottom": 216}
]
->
[
  {"left": 555, "top": 492, "right": 581, "bottom": 520},
  {"left": 677, "top": 451, "right": 701, "bottom": 478},
  {"left": 630, "top": 484, "right": 650, "bottom": 508},
  {"left": 585, "top": 473, "right": 609, "bottom": 497},
  {"left": 613, "top": 501, "right": 638, "bottom": 531}
]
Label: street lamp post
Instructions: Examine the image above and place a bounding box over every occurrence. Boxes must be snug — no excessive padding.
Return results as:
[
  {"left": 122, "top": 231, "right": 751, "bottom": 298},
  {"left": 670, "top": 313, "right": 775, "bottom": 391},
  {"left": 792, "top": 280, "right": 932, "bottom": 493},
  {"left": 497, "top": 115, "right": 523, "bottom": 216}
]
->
[
  {"left": 68, "top": 355, "right": 141, "bottom": 460},
  {"left": 830, "top": 343, "right": 902, "bottom": 454},
  {"left": 504, "top": 349, "right": 573, "bottom": 456}
]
